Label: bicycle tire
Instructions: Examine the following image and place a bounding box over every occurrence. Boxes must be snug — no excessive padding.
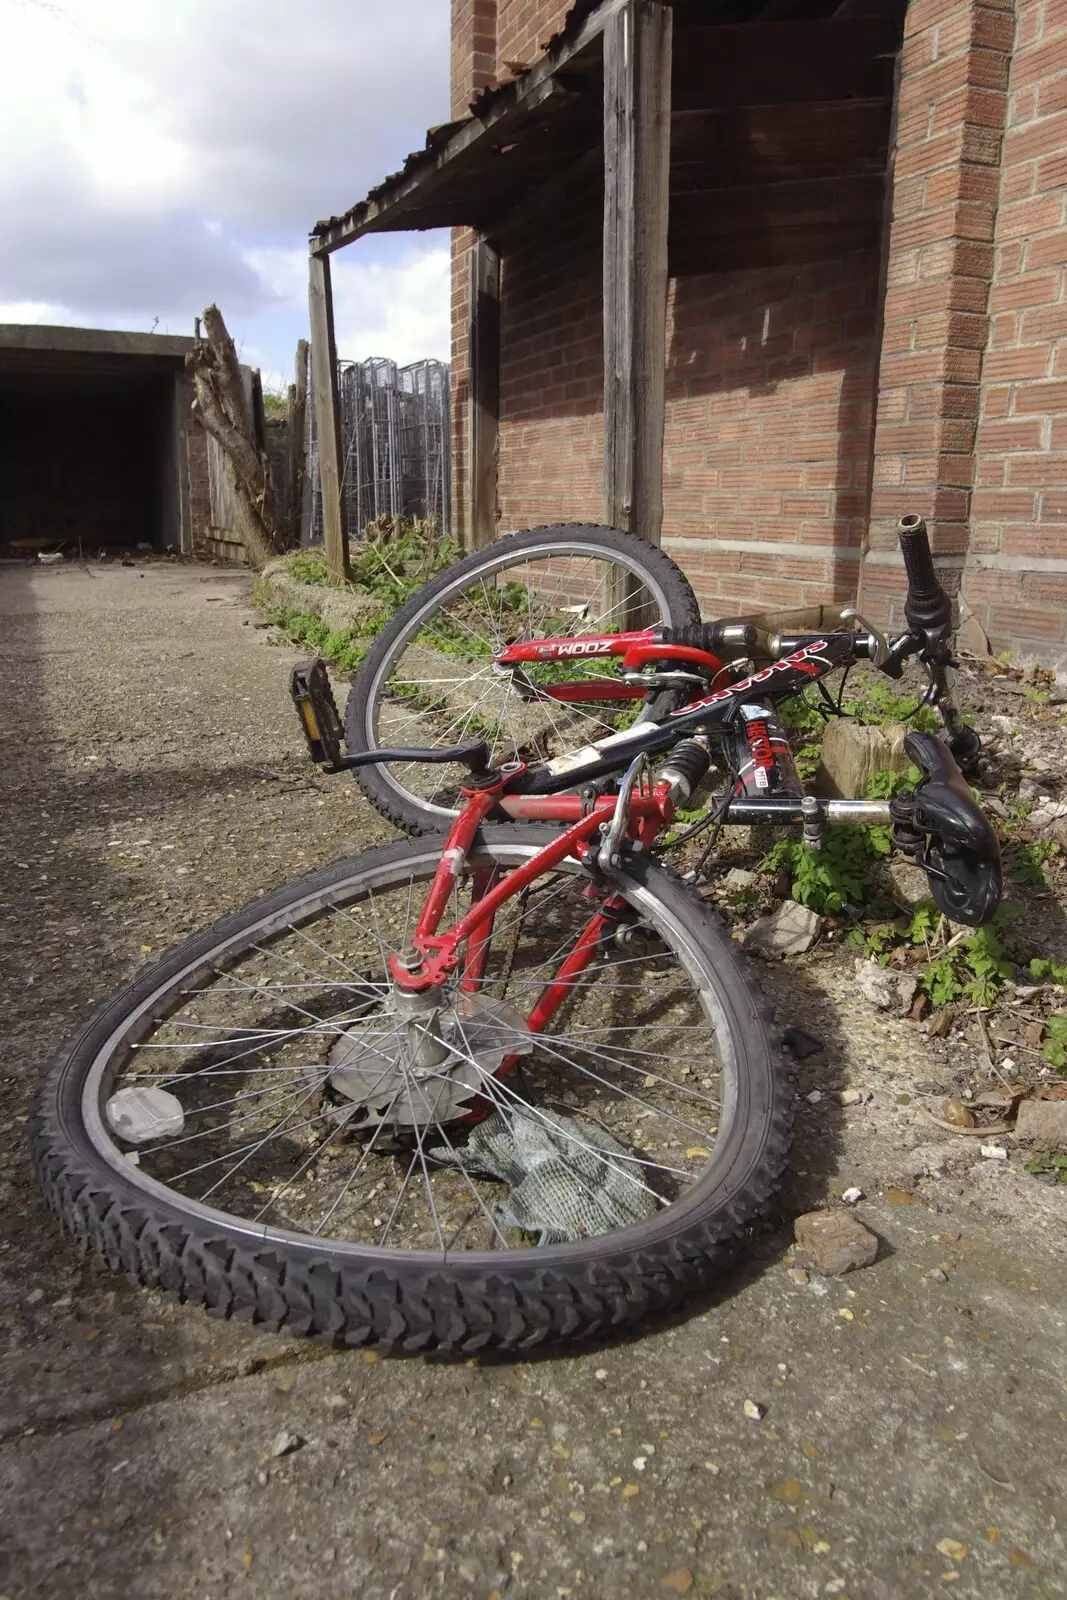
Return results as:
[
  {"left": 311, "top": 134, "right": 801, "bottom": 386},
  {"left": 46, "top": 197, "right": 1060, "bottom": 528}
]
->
[
  {"left": 345, "top": 524, "right": 701, "bottom": 835},
  {"left": 31, "top": 829, "right": 792, "bottom": 1353}
]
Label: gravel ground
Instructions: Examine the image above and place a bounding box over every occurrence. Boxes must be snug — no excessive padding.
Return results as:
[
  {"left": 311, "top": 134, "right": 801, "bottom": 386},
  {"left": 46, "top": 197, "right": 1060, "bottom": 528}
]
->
[{"left": 1, "top": 559, "right": 1065, "bottom": 1600}]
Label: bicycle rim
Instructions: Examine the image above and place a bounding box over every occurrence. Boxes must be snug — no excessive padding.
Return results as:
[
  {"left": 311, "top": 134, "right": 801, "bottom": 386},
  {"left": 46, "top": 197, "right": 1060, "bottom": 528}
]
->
[
  {"left": 359, "top": 538, "right": 688, "bottom": 826},
  {"left": 72, "top": 838, "right": 738, "bottom": 1263}
]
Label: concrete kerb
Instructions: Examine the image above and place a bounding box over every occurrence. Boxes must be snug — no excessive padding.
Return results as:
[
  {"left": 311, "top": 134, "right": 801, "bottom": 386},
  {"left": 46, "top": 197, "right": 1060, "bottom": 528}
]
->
[{"left": 256, "top": 559, "right": 382, "bottom": 634}]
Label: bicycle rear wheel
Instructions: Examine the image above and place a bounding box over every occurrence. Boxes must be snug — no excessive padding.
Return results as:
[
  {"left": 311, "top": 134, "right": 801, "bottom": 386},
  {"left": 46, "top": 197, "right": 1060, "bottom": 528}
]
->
[
  {"left": 32, "top": 828, "right": 791, "bottom": 1352},
  {"left": 345, "top": 524, "right": 701, "bottom": 834}
]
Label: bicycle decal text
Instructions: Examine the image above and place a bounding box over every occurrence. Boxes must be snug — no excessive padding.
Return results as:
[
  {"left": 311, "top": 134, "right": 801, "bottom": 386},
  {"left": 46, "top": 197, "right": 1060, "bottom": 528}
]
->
[
  {"left": 667, "top": 640, "right": 829, "bottom": 718},
  {"left": 542, "top": 639, "right": 615, "bottom": 659}
]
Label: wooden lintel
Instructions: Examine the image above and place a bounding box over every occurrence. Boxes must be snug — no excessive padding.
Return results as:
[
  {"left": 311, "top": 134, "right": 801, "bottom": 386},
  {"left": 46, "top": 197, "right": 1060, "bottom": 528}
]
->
[
  {"left": 469, "top": 236, "right": 501, "bottom": 553},
  {"left": 603, "top": 0, "right": 672, "bottom": 547},
  {"left": 307, "top": 252, "right": 349, "bottom": 581}
]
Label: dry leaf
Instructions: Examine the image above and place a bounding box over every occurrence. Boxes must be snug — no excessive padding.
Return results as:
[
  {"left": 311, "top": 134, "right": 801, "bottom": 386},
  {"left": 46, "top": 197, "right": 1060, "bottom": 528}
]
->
[{"left": 661, "top": 1569, "right": 694, "bottom": 1594}]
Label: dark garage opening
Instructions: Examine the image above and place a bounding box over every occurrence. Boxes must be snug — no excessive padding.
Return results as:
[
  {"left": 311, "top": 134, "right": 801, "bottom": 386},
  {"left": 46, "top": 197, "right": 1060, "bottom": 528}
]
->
[{"left": 0, "top": 329, "right": 196, "bottom": 557}]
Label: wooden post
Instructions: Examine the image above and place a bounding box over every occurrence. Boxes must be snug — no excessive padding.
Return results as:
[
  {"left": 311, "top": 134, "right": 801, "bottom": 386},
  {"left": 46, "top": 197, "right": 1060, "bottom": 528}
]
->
[
  {"left": 308, "top": 250, "right": 350, "bottom": 581},
  {"left": 286, "top": 338, "right": 309, "bottom": 546},
  {"left": 602, "top": 0, "right": 672, "bottom": 545},
  {"left": 469, "top": 235, "right": 500, "bottom": 551}
]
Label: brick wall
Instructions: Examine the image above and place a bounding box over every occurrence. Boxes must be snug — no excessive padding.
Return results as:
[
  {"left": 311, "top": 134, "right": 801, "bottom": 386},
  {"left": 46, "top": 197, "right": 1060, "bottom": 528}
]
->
[
  {"left": 497, "top": 0, "right": 572, "bottom": 73},
  {"left": 663, "top": 256, "right": 880, "bottom": 615},
  {"left": 450, "top": 0, "right": 1067, "bottom": 657},
  {"left": 966, "top": 0, "right": 1067, "bottom": 657},
  {"left": 861, "top": 0, "right": 1013, "bottom": 631},
  {"left": 498, "top": 207, "right": 604, "bottom": 530},
  {"left": 450, "top": 3, "right": 498, "bottom": 541},
  {"left": 494, "top": 243, "right": 881, "bottom": 612},
  {"left": 452, "top": 0, "right": 498, "bottom": 116}
]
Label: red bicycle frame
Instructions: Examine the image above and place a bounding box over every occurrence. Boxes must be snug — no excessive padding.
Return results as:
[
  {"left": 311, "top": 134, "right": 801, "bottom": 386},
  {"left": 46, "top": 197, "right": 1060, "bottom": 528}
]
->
[
  {"left": 493, "top": 629, "right": 727, "bottom": 703},
  {"left": 387, "top": 768, "right": 676, "bottom": 1051}
]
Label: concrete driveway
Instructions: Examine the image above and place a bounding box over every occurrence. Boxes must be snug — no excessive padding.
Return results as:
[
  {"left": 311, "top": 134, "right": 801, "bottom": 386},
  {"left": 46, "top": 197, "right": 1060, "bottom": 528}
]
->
[{"left": 0, "top": 560, "right": 1064, "bottom": 1599}]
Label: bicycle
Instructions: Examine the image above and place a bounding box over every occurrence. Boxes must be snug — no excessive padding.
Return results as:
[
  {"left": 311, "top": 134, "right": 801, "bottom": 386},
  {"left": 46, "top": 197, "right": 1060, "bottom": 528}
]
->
[{"left": 32, "top": 515, "right": 1001, "bottom": 1352}]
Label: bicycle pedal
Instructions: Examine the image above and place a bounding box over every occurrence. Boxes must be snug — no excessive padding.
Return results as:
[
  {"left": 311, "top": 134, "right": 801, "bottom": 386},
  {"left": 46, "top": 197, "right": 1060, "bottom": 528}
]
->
[{"left": 290, "top": 658, "right": 344, "bottom": 768}]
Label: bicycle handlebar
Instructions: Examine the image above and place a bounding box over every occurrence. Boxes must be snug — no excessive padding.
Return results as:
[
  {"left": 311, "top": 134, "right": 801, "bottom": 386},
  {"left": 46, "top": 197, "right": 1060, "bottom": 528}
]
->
[
  {"left": 898, "top": 513, "right": 940, "bottom": 603},
  {"left": 897, "top": 514, "right": 952, "bottom": 645}
]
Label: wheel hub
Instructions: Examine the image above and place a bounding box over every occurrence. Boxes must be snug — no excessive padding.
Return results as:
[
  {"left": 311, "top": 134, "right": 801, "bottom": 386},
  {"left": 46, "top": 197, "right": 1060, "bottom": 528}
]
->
[{"left": 326, "top": 989, "right": 532, "bottom": 1128}]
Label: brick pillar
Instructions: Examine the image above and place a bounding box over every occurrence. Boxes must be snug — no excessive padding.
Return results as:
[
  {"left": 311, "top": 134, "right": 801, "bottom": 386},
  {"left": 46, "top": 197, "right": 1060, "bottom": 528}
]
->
[
  {"left": 450, "top": 2, "right": 497, "bottom": 544},
  {"left": 967, "top": 0, "right": 1067, "bottom": 660},
  {"left": 861, "top": 0, "right": 1013, "bottom": 626},
  {"left": 452, "top": 0, "right": 498, "bottom": 118}
]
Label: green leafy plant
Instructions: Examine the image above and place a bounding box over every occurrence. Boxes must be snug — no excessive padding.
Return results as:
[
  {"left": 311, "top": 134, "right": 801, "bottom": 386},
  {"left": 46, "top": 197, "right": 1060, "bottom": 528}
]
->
[
  {"left": 920, "top": 907, "right": 1017, "bottom": 1008},
  {"left": 778, "top": 694, "right": 826, "bottom": 782},
  {"left": 1040, "top": 1014, "right": 1067, "bottom": 1071},
  {"left": 844, "top": 898, "right": 940, "bottom": 963},
  {"left": 762, "top": 826, "right": 888, "bottom": 914},
  {"left": 260, "top": 605, "right": 372, "bottom": 671},
  {"left": 1011, "top": 839, "right": 1058, "bottom": 887},
  {"left": 280, "top": 549, "right": 330, "bottom": 586},
  {"left": 1025, "top": 1152, "right": 1067, "bottom": 1184},
  {"left": 868, "top": 765, "right": 922, "bottom": 799},
  {"left": 277, "top": 522, "right": 456, "bottom": 605},
  {"left": 1029, "top": 956, "right": 1067, "bottom": 987},
  {"left": 843, "top": 678, "right": 940, "bottom": 734}
]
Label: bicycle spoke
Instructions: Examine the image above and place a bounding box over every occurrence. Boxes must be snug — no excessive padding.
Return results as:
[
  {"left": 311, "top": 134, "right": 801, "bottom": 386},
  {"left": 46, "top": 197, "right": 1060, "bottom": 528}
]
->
[{"left": 94, "top": 835, "right": 729, "bottom": 1258}]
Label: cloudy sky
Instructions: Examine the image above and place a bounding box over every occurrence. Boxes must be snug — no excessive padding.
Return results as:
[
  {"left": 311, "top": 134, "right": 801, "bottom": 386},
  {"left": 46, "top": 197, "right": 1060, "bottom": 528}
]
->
[{"left": 0, "top": 0, "right": 453, "bottom": 387}]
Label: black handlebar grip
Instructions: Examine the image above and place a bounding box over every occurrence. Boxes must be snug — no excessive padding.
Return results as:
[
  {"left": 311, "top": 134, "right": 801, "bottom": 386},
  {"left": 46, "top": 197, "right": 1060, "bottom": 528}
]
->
[
  {"left": 657, "top": 622, "right": 758, "bottom": 656},
  {"left": 898, "top": 514, "right": 951, "bottom": 635},
  {"left": 898, "top": 514, "right": 941, "bottom": 602}
]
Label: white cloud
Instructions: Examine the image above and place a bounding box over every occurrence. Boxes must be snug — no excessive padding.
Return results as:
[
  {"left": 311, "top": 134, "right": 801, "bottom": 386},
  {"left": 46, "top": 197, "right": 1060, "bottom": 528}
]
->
[
  {"left": 0, "top": 0, "right": 452, "bottom": 368},
  {"left": 249, "top": 242, "right": 451, "bottom": 368}
]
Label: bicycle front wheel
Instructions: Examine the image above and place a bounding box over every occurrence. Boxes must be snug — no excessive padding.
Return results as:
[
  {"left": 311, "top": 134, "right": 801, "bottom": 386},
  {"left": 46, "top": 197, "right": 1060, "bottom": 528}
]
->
[
  {"left": 32, "top": 828, "right": 791, "bottom": 1352},
  {"left": 345, "top": 523, "right": 701, "bottom": 834}
]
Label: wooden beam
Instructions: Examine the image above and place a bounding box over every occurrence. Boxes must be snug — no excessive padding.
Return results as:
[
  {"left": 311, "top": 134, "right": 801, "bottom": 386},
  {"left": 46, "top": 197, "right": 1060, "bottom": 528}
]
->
[
  {"left": 671, "top": 173, "right": 885, "bottom": 238},
  {"left": 669, "top": 99, "right": 891, "bottom": 188},
  {"left": 307, "top": 252, "right": 350, "bottom": 582},
  {"left": 670, "top": 218, "right": 882, "bottom": 274},
  {"left": 603, "top": 0, "right": 672, "bottom": 547},
  {"left": 469, "top": 236, "right": 500, "bottom": 552},
  {"left": 286, "top": 338, "right": 308, "bottom": 546},
  {"left": 672, "top": 20, "right": 901, "bottom": 111}
]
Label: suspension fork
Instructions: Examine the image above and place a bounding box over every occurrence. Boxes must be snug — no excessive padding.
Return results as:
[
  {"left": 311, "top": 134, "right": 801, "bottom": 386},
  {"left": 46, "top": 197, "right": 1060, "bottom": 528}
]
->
[
  {"left": 495, "top": 891, "right": 629, "bottom": 1074},
  {"left": 460, "top": 867, "right": 500, "bottom": 994}
]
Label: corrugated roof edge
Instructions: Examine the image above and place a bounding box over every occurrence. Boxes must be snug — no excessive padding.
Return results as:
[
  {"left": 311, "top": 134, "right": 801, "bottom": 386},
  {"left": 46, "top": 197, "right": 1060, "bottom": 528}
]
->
[{"left": 310, "top": 0, "right": 600, "bottom": 240}]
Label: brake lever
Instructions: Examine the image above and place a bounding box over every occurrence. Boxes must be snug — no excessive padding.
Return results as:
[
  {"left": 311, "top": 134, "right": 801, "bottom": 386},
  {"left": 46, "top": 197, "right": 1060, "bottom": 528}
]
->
[{"left": 839, "top": 607, "right": 889, "bottom": 669}]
